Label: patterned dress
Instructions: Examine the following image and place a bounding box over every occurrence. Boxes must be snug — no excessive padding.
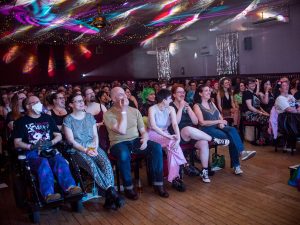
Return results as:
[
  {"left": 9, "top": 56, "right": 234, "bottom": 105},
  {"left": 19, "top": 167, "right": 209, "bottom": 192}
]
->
[{"left": 63, "top": 113, "right": 114, "bottom": 191}]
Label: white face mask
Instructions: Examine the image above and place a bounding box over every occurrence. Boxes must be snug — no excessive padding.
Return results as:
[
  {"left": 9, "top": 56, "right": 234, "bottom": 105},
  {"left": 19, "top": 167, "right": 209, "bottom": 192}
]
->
[{"left": 32, "top": 102, "right": 43, "bottom": 115}]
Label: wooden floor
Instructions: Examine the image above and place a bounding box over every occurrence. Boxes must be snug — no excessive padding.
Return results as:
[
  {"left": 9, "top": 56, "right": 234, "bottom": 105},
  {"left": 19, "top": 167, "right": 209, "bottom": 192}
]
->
[{"left": 1, "top": 143, "right": 300, "bottom": 225}]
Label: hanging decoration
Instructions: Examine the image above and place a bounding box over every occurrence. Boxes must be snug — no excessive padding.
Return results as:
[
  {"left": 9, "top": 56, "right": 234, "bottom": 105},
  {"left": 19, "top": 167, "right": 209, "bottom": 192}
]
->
[
  {"left": 216, "top": 32, "right": 239, "bottom": 75},
  {"left": 156, "top": 47, "right": 171, "bottom": 81}
]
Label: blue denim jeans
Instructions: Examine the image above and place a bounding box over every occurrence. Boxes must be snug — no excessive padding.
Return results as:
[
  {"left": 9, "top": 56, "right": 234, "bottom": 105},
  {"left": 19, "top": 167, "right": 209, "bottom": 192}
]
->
[
  {"left": 110, "top": 138, "right": 163, "bottom": 189},
  {"left": 26, "top": 150, "right": 76, "bottom": 198},
  {"left": 201, "top": 126, "right": 244, "bottom": 168}
]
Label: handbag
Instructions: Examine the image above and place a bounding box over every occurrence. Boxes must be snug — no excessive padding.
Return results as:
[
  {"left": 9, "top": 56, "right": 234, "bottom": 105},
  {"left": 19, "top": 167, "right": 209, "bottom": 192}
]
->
[{"left": 211, "top": 153, "right": 225, "bottom": 170}]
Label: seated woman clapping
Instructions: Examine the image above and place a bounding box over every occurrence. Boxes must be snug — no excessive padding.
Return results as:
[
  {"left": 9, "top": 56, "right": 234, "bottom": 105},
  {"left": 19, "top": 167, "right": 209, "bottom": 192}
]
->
[
  {"left": 147, "top": 89, "right": 186, "bottom": 192},
  {"left": 63, "top": 93, "right": 124, "bottom": 210},
  {"left": 193, "top": 85, "right": 256, "bottom": 175}
]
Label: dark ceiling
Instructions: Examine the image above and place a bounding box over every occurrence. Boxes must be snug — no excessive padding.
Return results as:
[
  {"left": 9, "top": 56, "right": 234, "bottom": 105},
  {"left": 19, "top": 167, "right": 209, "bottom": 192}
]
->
[{"left": 0, "top": 0, "right": 295, "bottom": 46}]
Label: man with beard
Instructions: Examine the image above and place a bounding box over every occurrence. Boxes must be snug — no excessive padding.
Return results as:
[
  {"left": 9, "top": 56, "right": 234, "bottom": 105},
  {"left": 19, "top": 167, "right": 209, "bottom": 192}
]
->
[
  {"left": 83, "top": 87, "right": 107, "bottom": 128},
  {"left": 14, "top": 96, "right": 82, "bottom": 202}
]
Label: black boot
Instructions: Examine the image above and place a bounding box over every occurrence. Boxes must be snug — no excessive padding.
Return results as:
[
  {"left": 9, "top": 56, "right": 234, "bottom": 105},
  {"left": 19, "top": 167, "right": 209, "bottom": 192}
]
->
[
  {"left": 106, "top": 187, "right": 125, "bottom": 209},
  {"left": 103, "top": 188, "right": 116, "bottom": 210}
]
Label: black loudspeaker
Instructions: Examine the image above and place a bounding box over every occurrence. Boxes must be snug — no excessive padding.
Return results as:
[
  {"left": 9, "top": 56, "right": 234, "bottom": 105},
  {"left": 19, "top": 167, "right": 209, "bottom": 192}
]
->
[{"left": 244, "top": 37, "right": 252, "bottom": 50}]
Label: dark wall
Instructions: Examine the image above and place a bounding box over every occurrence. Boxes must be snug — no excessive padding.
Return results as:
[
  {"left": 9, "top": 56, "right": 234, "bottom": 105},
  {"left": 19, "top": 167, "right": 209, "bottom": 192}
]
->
[{"left": 0, "top": 44, "right": 135, "bottom": 86}]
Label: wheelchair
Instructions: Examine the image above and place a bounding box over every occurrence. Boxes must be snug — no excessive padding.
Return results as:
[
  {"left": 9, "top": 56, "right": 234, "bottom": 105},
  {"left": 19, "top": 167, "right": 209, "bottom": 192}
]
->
[{"left": 11, "top": 141, "right": 86, "bottom": 224}]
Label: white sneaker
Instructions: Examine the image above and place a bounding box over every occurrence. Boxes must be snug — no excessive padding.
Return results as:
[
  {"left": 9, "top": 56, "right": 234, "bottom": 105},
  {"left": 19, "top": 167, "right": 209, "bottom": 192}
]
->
[
  {"left": 200, "top": 169, "right": 211, "bottom": 183},
  {"left": 212, "top": 138, "right": 230, "bottom": 146},
  {"left": 241, "top": 150, "right": 256, "bottom": 161},
  {"left": 211, "top": 166, "right": 223, "bottom": 171},
  {"left": 234, "top": 166, "right": 243, "bottom": 175}
]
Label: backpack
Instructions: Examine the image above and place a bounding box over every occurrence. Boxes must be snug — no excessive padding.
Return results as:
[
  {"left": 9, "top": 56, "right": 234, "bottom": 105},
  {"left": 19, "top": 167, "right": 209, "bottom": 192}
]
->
[{"left": 288, "top": 166, "right": 300, "bottom": 191}]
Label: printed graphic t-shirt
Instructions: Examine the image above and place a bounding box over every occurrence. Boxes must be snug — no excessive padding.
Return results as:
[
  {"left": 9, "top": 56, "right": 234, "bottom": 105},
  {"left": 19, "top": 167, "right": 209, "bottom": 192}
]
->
[{"left": 13, "top": 114, "right": 59, "bottom": 144}]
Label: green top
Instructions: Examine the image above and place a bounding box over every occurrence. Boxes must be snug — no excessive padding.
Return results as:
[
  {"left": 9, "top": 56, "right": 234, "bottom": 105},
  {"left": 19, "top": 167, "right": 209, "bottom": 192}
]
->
[{"left": 234, "top": 93, "right": 242, "bottom": 105}]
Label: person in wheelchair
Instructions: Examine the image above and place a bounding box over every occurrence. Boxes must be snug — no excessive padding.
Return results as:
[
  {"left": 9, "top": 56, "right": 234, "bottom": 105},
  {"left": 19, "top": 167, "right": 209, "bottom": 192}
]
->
[
  {"left": 13, "top": 96, "right": 82, "bottom": 203},
  {"left": 63, "top": 93, "right": 125, "bottom": 210}
]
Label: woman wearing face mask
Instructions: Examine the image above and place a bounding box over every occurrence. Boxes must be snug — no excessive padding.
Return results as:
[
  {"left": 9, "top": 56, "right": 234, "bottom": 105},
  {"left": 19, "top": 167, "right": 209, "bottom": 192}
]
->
[
  {"left": 148, "top": 89, "right": 186, "bottom": 192},
  {"left": 63, "top": 93, "right": 124, "bottom": 210}
]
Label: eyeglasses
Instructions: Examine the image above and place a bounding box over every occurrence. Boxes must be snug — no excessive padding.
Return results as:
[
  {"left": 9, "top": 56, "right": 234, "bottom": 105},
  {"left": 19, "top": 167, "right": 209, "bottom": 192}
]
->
[
  {"left": 73, "top": 99, "right": 84, "bottom": 104},
  {"left": 56, "top": 97, "right": 65, "bottom": 100},
  {"left": 85, "top": 92, "right": 94, "bottom": 96},
  {"left": 28, "top": 101, "right": 40, "bottom": 105},
  {"left": 176, "top": 91, "right": 186, "bottom": 94}
]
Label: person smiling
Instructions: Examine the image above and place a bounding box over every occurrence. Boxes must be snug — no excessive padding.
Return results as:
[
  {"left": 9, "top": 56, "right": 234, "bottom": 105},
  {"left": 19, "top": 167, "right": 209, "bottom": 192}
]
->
[
  {"left": 63, "top": 93, "right": 124, "bottom": 210},
  {"left": 193, "top": 85, "right": 256, "bottom": 175},
  {"left": 148, "top": 89, "right": 186, "bottom": 192}
]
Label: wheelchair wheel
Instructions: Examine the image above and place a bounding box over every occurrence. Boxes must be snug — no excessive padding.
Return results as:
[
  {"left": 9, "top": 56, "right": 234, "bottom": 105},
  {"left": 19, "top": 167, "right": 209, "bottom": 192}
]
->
[
  {"left": 29, "top": 210, "right": 40, "bottom": 224},
  {"left": 71, "top": 200, "right": 83, "bottom": 213},
  {"left": 12, "top": 173, "right": 26, "bottom": 208}
]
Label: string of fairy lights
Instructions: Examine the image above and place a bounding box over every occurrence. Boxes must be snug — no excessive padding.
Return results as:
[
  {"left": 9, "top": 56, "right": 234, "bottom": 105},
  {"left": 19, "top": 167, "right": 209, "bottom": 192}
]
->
[{"left": 0, "top": 0, "right": 291, "bottom": 46}]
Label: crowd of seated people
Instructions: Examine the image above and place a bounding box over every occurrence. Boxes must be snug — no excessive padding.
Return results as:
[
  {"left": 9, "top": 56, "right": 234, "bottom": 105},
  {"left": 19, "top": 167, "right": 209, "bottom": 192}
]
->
[{"left": 0, "top": 74, "right": 299, "bottom": 211}]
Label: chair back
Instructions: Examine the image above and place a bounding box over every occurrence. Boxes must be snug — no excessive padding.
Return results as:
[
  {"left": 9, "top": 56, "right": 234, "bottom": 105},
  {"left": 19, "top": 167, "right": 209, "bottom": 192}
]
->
[{"left": 98, "top": 125, "right": 110, "bottom": 151}]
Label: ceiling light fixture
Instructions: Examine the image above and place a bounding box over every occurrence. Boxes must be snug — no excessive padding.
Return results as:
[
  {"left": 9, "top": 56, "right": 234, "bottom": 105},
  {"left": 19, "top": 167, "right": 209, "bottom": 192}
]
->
[{"left": 90, "top": 0, "right": 109, "bottom": 29}]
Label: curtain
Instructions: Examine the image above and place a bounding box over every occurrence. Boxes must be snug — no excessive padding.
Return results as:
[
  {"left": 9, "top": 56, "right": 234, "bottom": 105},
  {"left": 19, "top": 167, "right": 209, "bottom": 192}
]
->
[
  {"left": 157, "top": 47, "right": 171, "bottom": 81},
  {"left": 216, "top": 32, "right": 239, "bottom": 75}
]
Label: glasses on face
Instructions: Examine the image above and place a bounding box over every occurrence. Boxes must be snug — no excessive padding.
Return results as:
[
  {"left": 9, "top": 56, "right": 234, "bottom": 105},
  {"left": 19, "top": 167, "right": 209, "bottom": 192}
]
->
[
  {"left": 176, "top": 91, "right": 185, "bottom": 94},
  {"left": 73, "top": 99, "right": 84, "bottom": 104},
  {"left": 28, "top": 101, "right": 40, "bottom": 105},
  {"left": 18, "top": 97, "right": 26, "bottom": 101},
  {"left": 86, "top": 92, "right": 94, "bottom": 96},
  {"left": 56, "top": 97, "right": 65, "bottom": 100}
]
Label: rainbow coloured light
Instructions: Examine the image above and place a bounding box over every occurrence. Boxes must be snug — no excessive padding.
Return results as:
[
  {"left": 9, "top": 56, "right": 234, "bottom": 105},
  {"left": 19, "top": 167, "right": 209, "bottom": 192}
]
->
[
  {"left": 23, "top": 55, "right": 37, "bottom": 74},
  {"left": 79, "top": 45, "right": 92, "bottom": 59},
  {"left": 65, "top": 51, "right": 75, "bottom": 71},
  {"left": 48, "top": 56, "right": 55, "bottom": 77},
  {"left": 141, "top": 30, "right": 164, "bottom": 47},
  {"left": 2, "top": 46, "right": 20, "bottom": 64}
]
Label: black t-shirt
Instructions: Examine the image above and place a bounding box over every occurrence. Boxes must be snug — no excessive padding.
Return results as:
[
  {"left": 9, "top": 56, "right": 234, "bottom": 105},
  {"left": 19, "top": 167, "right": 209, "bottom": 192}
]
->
[
  {"left": 241, "top": 90, "right": 261, "bottom": 113},
  {"left": 13, "top": 114, "right": 59, "bottom": 144},
  {"left": 50, "top": 109, "right": 67, "bottom": 126},
  {"left": 261, "top": 92, "right": 275, "bottom": 113},
  {"left": 294, "top": 91, "right": 300, "bottom": 101},
  {"left": 169, "top": 102, "right": 194, "bottom": 130}
]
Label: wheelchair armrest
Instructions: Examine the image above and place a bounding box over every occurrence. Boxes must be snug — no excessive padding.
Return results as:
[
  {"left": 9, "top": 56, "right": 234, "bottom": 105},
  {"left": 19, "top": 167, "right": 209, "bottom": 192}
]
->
[
  {"left": 55, "top": 141, "right": 73, "bottom": 153},
  {"left": 65, "top": 149, "right": 77, "bottom": 155}
]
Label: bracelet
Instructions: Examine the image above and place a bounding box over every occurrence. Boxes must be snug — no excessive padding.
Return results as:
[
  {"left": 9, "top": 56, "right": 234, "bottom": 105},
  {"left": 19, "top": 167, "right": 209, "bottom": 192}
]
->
[{"left": 121, "top": 111, "right": 127, "bottom": 114}]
